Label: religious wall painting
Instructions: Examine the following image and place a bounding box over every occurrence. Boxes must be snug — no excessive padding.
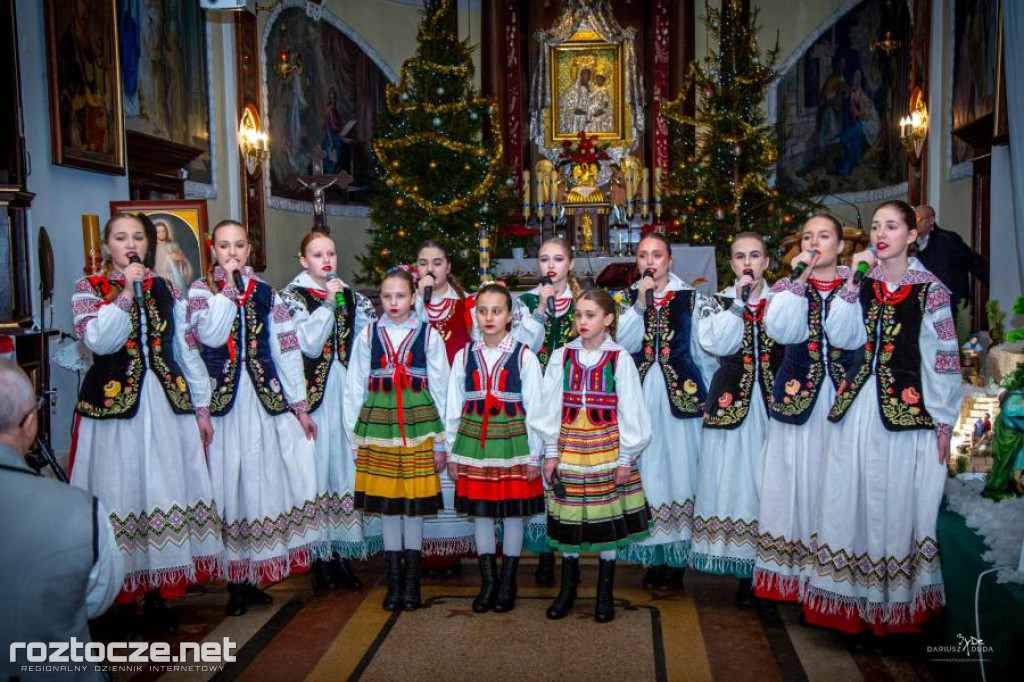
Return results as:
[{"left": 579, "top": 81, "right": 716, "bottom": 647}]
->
[
  {"left": 775, "top": 0, "right": 910, "bottom": 199},
  {"left": 549, "top": 40, "right": 625, "bottom": 143},
  {"left": 44, "top": 0, "right": 125, "bottom": 175},
  {"left": 118, "top": 0, "right": 213, "bottom": 187},
  {"left": 110, "top": 200, "right": 210, "bottom": 293},
  {"left": 263, "top": 3, "right": 390, "bottom": 211},
  {"left": 950, "top": 0, "right": 1000, "bottom": 166}
]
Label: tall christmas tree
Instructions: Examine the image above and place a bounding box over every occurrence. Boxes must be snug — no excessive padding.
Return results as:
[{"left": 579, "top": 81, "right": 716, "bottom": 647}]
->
[
  {"left": 660, "top": 1, "right": 815, "bottom": 281},
  {"left": 357, "top": 0, "right": 515, "bottom": 284}
]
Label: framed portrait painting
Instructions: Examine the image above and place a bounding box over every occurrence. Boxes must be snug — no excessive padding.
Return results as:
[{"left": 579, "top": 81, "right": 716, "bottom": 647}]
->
[
  {"left": 548, "top": 40, "right": 626, "bottom": 144},
  {"left": 44, "top": 0, "right": 126, "bottom": 175},
  {"left": 110, "top": 200, "right": 209, "bottom": 291}
]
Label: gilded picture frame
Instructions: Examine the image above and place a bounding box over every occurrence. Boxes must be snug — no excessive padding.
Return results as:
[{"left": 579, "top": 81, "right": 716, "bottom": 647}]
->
[
  {"left": 110, "top": 200, "right": 210, "bottom": 291},
  {"left": 548, "top": 39, "right": 628, "bottom": 146}
]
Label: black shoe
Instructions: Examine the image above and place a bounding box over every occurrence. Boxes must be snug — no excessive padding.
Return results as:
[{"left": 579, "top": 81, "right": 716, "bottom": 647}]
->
[
  {"left": 545, "top": 556, "right": 580, "bottom": 620},
  {"left": 402, "top": 549, "right": 422, "bottom": 610},
  {"left": 660, "top": 567, "right": 686, "bottom": 590},
  {"left": 383, "top": 551, "right": 404, "bottom": 611},
  {"left": 225, "top": 582, "right": 248, "bottom": 617},
  {"left": 330, "top": 555, "right": 364, "bottom": 591},
  {"left": 114, "top": 603, "right": 141, "bottom": 640},
  {"left": 493, "top": 555, "right": 520, "bottom": 613},
  {"left": 312, "top": 559, "right": 338, "bottom": 591},
  {"left": 535, "top": 551, "right": 555, "bottom": 586},
  {"left": 735, "top": 578, "right": 757, "bottom": 607},
  {"left": 594, "top": 559, "right": 616, "bottom": 623},
  {"left": 240, "top": 582, "right": 273, "bottom": 605},
  {"left": 473, "top": 554, "right": 498, "bottom": 613},
  {"left": 642, "top": 565, "right": 665, "bottom": 590},
  {"left": 142, "top": 592, "right": 179, "bottom": 634}
]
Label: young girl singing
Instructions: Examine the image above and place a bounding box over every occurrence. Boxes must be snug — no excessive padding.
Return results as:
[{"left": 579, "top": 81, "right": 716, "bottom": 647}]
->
[
  {"left": 445, "top": 284, "right": 546, "bottom": 613},
  {"left": 804, "top": 200, "right": 961, "bottom": 634},
  {"left": 187, "top": 219, "right": 320, "bottom": 616},
  {"left": 515, "top": 236, "right": 581, "bottom": 585},
  {"left": 284, "top": 232, "right": 381, "bottom": 590},
  {"left": 754, "top": 214, "right": 853, "bottom": 603},
  {"left": 414, "top": 241, "right": 475, "bottom": 572},
  {"left": 537, "top": 290, "right": 652, "bottom": 622},
  {"left": 616, "top": 232, "right": 718, "bottom": 590},
  {"left": 691, "top": 232, "right": 782, "bottom": 604},
  {"left": 70, "top": 214, "right": 222, "bottom": 635},
  {"left": 344, "top": 267, "right": 449, "bottom": 611}
]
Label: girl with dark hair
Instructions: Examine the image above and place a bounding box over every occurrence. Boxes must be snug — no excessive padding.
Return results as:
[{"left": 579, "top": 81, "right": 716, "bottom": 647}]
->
[
  {"left": 444, "top": 284, "right": 546, "bottom": 613},
  {"left": 614, "top": 232, "right": 719, "bottom": 591},
  {"left": 283, "top": 232, "right": 381, "bottom": 591},
  {"left": 70, "top": 214, "right": 222, "bottom": 636},
  {"left": 344, "top": 268, "right": 450, "bottom": 611},
  {"left": 536, "top": 289, "right": 652, "bottom": 623},
  {"left": 753, "top": 214, "right": 852, "bottom": 603},
  {"left": 188, "top": 219, "right": 320, "bottom": 617},
  {"left": 803, "top": 200, "right": 961, "bottom": 634}
]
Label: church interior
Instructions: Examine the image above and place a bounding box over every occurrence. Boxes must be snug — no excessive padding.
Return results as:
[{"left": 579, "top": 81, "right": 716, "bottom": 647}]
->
[{"left": 1, "top": 0, "right": 1023, "bottom": 680}]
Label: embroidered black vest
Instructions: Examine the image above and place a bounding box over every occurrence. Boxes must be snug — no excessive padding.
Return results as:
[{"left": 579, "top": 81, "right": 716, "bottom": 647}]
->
[
  {"left": 828, "top": 279, "right": 934, "bottom": 431},
  {"left": 367, "top": 321, "right": 430, "bottom": 393},
  {"left": 561, "top": 348, "right": 619, "bottom": 427},
  {"left": 626, "top": 288, "right": 706, "bottom": 418},
  {"left": 518, "top": 292, "right": 575, "bottom": 368},
  {"left": 76, "top": 277, "right": 194, "bottom": 420},
  {"left": 461, "top": 342, "right": 525, "bottom": 419},
  {"left": 770, "top": 284, "right": 857, "bottom": 425},
  {"left": 290, "top": 287, "right": 356, "bottom": 413},
  {"left": 200, "top": 281, "right": 288, "bottom": 417},
  {"left": 704, "top": 298, "right": 783, "bottom": 430}
]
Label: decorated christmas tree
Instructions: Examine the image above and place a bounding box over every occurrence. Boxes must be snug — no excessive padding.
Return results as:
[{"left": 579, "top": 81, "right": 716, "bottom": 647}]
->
[
  {"left": 357, "top": 0, "right": 514, "bottom": 284},
  {"left": 660, "top": 1, "right": 815, "bottom": 281}
]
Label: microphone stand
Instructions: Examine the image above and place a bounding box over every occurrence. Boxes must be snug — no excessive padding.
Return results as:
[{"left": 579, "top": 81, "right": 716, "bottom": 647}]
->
[{"left": 815, "top": 191, "right": 863, "bottom": 233}]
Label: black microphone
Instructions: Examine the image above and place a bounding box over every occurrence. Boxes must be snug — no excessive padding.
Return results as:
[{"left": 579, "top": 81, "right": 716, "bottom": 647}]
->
[
  {"left": 642, "top": 268, "right": 656, "bottom": 308},
  {"left": 817, "top": 192, "right": 863, "bottom": 233},
  {"left": 550, "top": 470, "right": 567, "bottom": 498},
  {"left": 740, "top": 268, "right": 754, "bottom": 303},
  {"left": 325, "top": 270, "right": 345, "bottom": 307},
  {"left": 232, "top": 270, "right": 245, "bottom": 295},
  {"left": 791, "top": 249, "right": 819, "bottom": 279},
  {"left": 127, "top": 252, "right": 144, "bottom": 308},
  {"left": 851, "top": 247, "right": 879, "bottom": 286},
  {"left": 539, "top": 276, "right": 556, "bottom": 315},
  {"left": 422, "top": 273, "right": 434, "bottom": 306}
]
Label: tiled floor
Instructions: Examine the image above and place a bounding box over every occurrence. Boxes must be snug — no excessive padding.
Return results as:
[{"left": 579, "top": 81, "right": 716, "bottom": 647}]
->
[{"left": 90, "top": 559, "right": 953, "bottom": 682}]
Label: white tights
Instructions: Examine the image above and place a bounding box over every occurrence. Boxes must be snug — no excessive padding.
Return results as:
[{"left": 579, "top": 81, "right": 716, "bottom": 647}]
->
[
  {"left": 474, "top": 518, "right": 525, "bottom": 557},
  {"left": 381, "top": 516, "right": 424, "bottom": 552},
  {"left": 562, "top": 550, "right": 617, "bottom": 561}
]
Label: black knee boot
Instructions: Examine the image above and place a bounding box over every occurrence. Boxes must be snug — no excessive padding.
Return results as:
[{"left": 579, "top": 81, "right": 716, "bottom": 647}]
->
[
  {"left": 383, "top": 551, "right": 403, "bottom": 611},
  {"left": 142, "top": 591, "right": 178, "bottom": 634},
  {"left": 473, "top": 554, "right": 498, "bottom": 613},
  {"left": 594, "top": 559, "right": 616, "bottom": 623},
  {"left": 240, "top": 582, "right": 273, "bottom": 605},
  {"left": 535, "top": 551, "right": 555, "bottom": 586},
  {"left": 225, "top": 582, "right": 247, "bottom": 617},
  {"left": 312, "top": 558, "right": 337, "bottom": 591},
  {"left": 331, "top": 554, "right": 364, "bottom": 590},
  {"left": 735, "top": 577, "right": 756, "bottom": 607},
  {"left": 545, "top": 556, "right": 580, "bottom": 620},
  {"left": 493, "top": 555, "right": 520, "bottom": 613},
  {"left": 402, "top": 549, "right": 422, "bottom": 610},
  {"left": 642, "top": 564, "right": 665, "bottom": 590}
]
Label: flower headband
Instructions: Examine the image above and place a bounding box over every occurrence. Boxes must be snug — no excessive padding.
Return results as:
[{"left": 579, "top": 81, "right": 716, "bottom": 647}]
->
[{"left": 386, "top": 263, "right": 420, "bottom": 283}]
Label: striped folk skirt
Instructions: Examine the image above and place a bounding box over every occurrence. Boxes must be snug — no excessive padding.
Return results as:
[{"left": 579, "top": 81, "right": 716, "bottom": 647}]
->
[
  {"left": 450, "top": 405, "right": 544, "bottom": 519},
  {"left": 547, "top": 410, "right": 651, "bottom": 552}
]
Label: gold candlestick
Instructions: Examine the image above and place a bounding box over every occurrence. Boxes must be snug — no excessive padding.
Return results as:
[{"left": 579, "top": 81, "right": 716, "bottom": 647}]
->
[
  {"left": 82, "top": 214, "right": 102, "bottom": 275},
  {"left": 522, "top": 170, "right": 531, "bottom": 219}
]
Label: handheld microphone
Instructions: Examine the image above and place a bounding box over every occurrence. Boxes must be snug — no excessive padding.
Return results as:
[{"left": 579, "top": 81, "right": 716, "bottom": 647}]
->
[
  {"left": 740, "top": 268, "right": 754, "bottom": 303},
  {"left": 851, "top": 247, "right": 879, "bottom": 286},
  {"left": 232, "top": 270, "right": 245, "bottom": 295},
  {"left": 539, "top": 276, "right": 556, "bottom": 315},
  {"left": 791, "top": 249, "right": 819, "bottom": 279},
  {"left": 127, "top": 253, "right": 144, "bottom": 308},
  {"left": 550, "top": 470, "right": 567, "bottom": 498},
  {"left": 325, "top": 270, "right": 345, "bottom": 307},
  {"left": 422, "top": 273, "right": 434, "bottom": 306},
  {"left": 642, "top": 268, "right": 656, "bottom": 308}
]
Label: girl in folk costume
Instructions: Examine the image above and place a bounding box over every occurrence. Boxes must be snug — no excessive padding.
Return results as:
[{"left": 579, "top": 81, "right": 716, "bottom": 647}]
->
[
  {"left": 515, "top": 237, "right": 582, "bottom": 585},
  {"left": 615, "top": 232, "right": 719, "bottom": 590},
  {"left": 187, "top": 220, "right": 320, "bottom": 616},
  {"left": 445, "top": 284, "right": 546, "bottom": 613},
  {"left": 283, "top": 232, "right": 381, "bottom": 591},
  {"left": 537, "top": 290, "right": 652, "bottom": 622},
  {"left": 344, "top": 268, "right": 450, "bottom": 611},
  {"left": 70, "top": 214, "right": 222, "bottom": 635},
  {"left": 690, "top": 232, "right": 783, "bottom": 604},
  {"left": 804, "top": 200, "right": 961, "bottom": 634},
  {"left": 753, "top": 215, "right": 854, "bottom": 603},
  {"left": 414, "top": 241, "right": 475, "bottom": 572}
]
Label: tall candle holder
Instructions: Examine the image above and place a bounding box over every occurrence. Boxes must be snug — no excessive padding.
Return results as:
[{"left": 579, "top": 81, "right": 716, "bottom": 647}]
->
[{"left": 82, "top": 214, "right": 102, "bottom": 275}]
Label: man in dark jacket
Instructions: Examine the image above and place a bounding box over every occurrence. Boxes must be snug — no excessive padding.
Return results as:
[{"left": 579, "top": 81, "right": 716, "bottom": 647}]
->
[{"left": 914, "top": 205, "right": 989, "bottom": 313}]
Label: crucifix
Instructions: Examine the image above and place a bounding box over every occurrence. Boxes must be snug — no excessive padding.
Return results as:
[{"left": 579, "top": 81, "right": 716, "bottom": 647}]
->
[{"left": 298, "top": 149, "right": 353, "bottom": 233}]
